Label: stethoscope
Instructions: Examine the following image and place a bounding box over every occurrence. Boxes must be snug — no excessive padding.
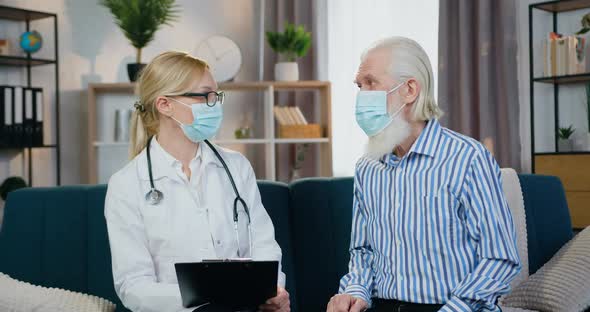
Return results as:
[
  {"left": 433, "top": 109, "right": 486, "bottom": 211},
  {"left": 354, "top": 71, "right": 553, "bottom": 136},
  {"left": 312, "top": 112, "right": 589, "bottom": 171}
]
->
[{"left": 144, "top": 136, "right": 253, "bottom": 258}]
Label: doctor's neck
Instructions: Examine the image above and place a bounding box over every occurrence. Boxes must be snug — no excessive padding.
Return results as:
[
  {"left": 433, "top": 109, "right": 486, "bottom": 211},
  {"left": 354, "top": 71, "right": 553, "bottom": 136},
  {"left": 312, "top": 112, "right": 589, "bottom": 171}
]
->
[{"left": 155, "top": 122, "right": 199, "bottom": 167}]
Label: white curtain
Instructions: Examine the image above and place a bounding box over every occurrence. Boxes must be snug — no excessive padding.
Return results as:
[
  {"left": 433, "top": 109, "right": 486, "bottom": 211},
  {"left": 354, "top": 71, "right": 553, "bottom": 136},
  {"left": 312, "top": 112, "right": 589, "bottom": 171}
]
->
[{"left": 323, "top": 0, "right": 440, "bottom": 176}]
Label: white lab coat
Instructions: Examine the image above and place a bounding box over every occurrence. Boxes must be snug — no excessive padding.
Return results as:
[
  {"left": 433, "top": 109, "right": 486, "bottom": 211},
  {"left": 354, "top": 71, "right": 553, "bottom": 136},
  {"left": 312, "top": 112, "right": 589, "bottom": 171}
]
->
[{"left": 104, "top": 138, "right": 285, "bottom": 312}]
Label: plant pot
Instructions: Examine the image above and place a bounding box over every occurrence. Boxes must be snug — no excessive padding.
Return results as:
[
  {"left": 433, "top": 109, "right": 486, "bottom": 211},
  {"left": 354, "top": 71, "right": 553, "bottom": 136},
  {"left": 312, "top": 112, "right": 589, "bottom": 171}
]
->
[
  {"left": 290, "top": 168, "right": 301, "bottom": 181},
  {"left": 558, "top": 139, "right": 573, "bottom": 152},
  {"left": 584, "top": 132, "right": 590, "bottom": 150},
  {"left": 127, "top": 63, "right": 146, "bottom": 82},
  {"left": 274, "top": 62, "right": 299, "bottom": 81}
]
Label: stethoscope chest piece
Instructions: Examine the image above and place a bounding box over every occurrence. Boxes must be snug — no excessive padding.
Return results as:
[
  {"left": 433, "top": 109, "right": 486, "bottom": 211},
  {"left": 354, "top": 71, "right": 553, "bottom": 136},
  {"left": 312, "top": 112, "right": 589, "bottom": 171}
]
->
[{"left": 145, "top": 188, "right": 164, "bottom": 205}]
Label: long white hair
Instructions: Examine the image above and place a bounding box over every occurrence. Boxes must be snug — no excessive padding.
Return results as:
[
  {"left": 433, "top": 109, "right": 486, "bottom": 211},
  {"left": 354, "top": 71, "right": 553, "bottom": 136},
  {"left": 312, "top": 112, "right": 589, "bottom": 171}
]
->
[{"left": 361, "top": 37, "right": 443, "bottom": 121}]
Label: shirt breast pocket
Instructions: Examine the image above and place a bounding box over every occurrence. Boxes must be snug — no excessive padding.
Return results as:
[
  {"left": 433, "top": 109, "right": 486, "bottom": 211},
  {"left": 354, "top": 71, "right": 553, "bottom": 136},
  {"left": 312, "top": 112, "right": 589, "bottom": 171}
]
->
[{"left": 422, "top": 189, "right": 460, "bottom": 255}]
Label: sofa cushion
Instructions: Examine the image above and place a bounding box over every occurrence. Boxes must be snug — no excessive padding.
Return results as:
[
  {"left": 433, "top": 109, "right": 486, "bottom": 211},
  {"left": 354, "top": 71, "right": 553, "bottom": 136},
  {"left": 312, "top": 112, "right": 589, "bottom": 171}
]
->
[
  {"left": 500, "top": 227, "right": 590, "bottom": 312},
  {"left": 500, "top": 168, "right": 529, "bottom": 288},
  {"left": 0, "top": 182, "right": 294, "bottom": 312},
  {"left": 257, "top": 181, "right": 297, "bottom": 310},
  {"left": 0, "top": 186, "right": 127, "bottom": 312},
  {"left": 518, "top": 174, "right": 574, "bottom": 274},
  {"left": 289, "top": 177, "right": 354, "bottom": 311}
]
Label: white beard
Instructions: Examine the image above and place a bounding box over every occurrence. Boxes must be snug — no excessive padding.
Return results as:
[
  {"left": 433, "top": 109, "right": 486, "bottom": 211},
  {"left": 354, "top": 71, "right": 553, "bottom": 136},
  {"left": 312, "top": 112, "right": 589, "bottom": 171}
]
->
[{"left": 364, "top": 114, "right": 411, "bottom": 160}]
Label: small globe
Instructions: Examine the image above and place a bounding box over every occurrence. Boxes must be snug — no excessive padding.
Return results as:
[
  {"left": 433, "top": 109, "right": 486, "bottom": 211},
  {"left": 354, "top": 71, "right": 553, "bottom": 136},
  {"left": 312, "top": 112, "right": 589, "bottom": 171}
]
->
[{"left": 19, "top": 31, "right": 43, "bottom": 54}]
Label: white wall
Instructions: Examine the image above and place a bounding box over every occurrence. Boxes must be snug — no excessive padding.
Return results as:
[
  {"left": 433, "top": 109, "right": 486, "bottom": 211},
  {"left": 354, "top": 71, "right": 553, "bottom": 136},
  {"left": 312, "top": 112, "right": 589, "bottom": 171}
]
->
[
  {"left": 325, "top": 0, "right": 439, "bottom": 176},
  {"left": 0, "top": 0, "right": 264, "bottom": 185},
  {"left": 516, "top": 1, "right": 590, "bottom": 173}
]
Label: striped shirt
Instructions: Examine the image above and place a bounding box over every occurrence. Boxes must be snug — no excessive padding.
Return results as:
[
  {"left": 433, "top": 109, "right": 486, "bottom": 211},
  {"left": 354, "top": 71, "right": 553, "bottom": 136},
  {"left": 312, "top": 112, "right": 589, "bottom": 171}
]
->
[{"left": 339, "top": 119, "right": 521, "bottom": 312}]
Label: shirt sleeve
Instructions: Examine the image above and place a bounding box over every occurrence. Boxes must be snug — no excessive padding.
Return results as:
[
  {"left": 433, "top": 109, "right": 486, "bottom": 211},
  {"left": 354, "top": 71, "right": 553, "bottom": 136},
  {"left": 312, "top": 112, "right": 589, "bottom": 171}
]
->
[
  {"left": 105, "top": 174, "right": 193, "bottom": 312},
  {"left": 338, "top": 164, "right": 374, "bottom": 307},
  {"left": 240, "top": 157, "right": 286, "bottom": 287},
  {"left": 440, "top": 149, "right": 521, "bottom": 312}
]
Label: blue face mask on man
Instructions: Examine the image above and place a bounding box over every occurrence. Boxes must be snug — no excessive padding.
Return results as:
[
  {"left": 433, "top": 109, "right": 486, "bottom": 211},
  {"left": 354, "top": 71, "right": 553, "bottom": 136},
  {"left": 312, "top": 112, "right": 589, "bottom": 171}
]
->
[
  {"left": 355, "top": 82, "right": 407, "bottom": 137},
  {"left": 168, "top": 97, "right": 223, "bottom": 143}
]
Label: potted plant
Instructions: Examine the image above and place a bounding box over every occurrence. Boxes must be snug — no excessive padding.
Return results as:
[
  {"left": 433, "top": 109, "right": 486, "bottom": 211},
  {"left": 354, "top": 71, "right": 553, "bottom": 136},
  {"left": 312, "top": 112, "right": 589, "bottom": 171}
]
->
[
  {"left": 266, "top": 22, "right": 311, "bottom": 81},
  {"left": 291, "top": 143, "right": 310, "bottom": 181},
  {"left": 558, "top": 125, "right": 575, "bottom": 152},
  {"left": 101, "top": 0, "right": 179, "bottom": 82}
]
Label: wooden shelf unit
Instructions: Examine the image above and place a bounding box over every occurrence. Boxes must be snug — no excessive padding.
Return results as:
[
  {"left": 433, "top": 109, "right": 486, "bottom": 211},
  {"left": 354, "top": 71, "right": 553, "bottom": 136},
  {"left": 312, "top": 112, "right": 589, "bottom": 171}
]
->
[
  {"left": 86, "top": 81, "right": 332, "bottom": 184},
  {"left": 529, "top": 1, "right": 590, "bottom": 228}
]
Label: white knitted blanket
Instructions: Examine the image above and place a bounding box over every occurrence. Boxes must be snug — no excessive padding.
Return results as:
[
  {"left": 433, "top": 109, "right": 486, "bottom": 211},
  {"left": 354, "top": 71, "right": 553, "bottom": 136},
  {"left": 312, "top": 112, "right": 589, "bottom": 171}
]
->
[{"left": 0, "top": 272, "right": 116, "bottom": 312}]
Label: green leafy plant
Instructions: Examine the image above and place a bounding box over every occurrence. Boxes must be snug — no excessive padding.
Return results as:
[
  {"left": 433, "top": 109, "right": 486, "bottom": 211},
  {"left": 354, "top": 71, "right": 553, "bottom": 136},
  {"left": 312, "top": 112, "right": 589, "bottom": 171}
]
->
[
  {"left": 577, "top": 13, "right": 590, "bottom": 34},
  {"left": 266, "top": 22, "right": 312, "bottom": 62},
  {"left": 294, "top": 143, "right": 310, "bottom": 170},
  {"left": 100, "top": 0, "right": 179, "bottom": 63},
  {"left": 558, "top": 125, "right": 576, "bottom": 140}
]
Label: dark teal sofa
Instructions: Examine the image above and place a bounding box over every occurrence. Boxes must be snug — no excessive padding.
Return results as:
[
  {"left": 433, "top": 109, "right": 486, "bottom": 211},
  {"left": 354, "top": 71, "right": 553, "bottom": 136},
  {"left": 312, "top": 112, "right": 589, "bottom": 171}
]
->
[{"left": 0, "top": 175, "right": 574, "bottom": 312}]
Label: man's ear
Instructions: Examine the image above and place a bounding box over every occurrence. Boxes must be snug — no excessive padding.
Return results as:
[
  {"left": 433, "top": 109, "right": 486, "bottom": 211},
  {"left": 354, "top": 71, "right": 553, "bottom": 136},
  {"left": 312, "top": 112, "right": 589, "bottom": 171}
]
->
[
  {"left": 401, "top": 78, "right": 420, "bottom": 106},
  {"left": 155, "top": 96, "right": 173, "bottom": 117}
]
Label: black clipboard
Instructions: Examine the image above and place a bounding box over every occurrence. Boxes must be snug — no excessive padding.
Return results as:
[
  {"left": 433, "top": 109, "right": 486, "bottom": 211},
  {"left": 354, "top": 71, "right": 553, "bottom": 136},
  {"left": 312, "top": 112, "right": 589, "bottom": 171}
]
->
[{"left": 175, "top": 260, "right": 278, "bottom": 310}]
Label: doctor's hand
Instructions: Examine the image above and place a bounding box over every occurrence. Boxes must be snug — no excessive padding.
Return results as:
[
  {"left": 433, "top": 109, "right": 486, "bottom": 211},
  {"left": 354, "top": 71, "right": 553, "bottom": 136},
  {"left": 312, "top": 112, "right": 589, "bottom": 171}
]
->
[
  {"left": 258, "top": 286, "right": 290, "bottom": 312},
  {"left": 327, "top": 294, "right": 368, "bottom": 312}
]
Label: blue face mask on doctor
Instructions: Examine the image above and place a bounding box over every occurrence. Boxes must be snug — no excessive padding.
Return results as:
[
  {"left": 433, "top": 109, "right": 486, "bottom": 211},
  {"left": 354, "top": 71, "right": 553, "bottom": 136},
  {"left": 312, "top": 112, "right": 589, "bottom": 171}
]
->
[
  {"left": 355, "top": 81, "right": 407, "bottom": 137},
  {"left": 168, "top": 97, "right": 223, "bottom": 143}
]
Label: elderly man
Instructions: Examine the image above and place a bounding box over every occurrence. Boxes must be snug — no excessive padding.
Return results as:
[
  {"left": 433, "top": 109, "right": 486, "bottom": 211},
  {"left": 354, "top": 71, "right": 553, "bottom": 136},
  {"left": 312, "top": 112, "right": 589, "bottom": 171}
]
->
[{"left": 327, "top": 37, "right": 520, "bottom": 312}]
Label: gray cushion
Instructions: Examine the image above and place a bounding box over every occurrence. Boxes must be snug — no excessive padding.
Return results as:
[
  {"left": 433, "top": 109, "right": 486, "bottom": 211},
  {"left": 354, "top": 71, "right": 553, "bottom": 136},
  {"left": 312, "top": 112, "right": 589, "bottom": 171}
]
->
[{"left": 501, "top": 227, "right": 590, "bottom": 312}]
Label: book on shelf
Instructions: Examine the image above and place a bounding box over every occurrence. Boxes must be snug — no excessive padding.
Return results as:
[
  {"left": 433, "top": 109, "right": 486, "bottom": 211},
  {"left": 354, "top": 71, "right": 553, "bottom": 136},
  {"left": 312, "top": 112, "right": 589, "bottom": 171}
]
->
[
  {"left": 0, "top": 85, "right": 44, "bottom": 148},
  {"left": 273, "top": 106, "right": 308, "bottom": 125},
  {"left": 543, "top": 32, "right": 586, "bottom": 77}
]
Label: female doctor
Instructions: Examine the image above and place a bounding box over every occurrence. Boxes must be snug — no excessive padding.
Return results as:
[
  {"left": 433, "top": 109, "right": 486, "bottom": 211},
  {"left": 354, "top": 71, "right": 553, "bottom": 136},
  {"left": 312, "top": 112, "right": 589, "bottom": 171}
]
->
[{"left": 104, "top": 51, "right": 290, "bottom": 312}]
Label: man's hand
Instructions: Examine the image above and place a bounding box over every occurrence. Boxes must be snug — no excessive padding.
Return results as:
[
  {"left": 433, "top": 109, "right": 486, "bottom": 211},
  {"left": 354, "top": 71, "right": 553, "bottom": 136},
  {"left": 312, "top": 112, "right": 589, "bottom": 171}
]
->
[
  {"left": 258, "top": 286, "right": 290, "bottom": 312},
  {"left": 327, "top": 294, "right": 368, "bottom": 312}
]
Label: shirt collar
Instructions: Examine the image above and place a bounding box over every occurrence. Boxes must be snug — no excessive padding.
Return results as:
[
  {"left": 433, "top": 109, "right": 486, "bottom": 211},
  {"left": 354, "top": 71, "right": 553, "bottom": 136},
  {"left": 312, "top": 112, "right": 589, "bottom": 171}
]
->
[
  {"left": 381, "top": 118, "right": 442, "bottom": 165},
  {"left": 407, "top": 118, "right": 442, "bottom": 158},
  {"left": 152, "top": 137, "right": 202, "bottom": 167},
  {"left": 139, "top": 137, "right": 221, "bottom": 181}
]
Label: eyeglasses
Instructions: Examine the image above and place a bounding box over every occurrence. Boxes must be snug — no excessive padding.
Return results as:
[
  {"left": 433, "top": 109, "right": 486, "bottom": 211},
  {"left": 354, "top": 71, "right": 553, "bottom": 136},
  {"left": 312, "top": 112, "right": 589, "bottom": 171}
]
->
[{"left": 169, "top": 91, "right": 225, "bottom": 107}]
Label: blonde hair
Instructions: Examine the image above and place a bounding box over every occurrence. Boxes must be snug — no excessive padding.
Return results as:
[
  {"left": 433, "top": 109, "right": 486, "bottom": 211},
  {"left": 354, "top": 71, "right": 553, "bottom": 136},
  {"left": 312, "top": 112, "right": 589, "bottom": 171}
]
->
[
  {"left": 362, "top": 37, "right": 443, "bottom": 121},
  {"left": 130, "top": 51, "right": 209, "bottom": 158}
]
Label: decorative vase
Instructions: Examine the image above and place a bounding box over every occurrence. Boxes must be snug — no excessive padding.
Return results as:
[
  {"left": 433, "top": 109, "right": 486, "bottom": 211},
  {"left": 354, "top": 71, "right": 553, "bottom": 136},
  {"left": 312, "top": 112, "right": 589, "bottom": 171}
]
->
[
  {"left": 558, "top": 139, "right": 573, "bottom": 152},
  {"left": 274, "top": 62, "right": 299, "bottom": 81},
  {"left": 290, "top": 168, "right": 301, "bottom": 181},
  {"left": 127, "top": 63, "right": 146, "bottom": 82},
  {"left": 114, "top": 109, "right": 133, "bottom": 142}
]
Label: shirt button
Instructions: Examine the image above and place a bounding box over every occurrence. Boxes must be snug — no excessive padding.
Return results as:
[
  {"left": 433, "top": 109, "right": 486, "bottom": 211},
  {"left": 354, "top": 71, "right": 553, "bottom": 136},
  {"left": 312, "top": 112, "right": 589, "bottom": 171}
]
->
[{"left": 216, "top": 240, "right": 221, "bottom": 245}]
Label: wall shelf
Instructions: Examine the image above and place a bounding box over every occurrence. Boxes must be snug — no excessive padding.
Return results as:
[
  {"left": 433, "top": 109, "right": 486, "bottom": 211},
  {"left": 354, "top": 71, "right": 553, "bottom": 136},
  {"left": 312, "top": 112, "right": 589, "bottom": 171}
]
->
[
  {"left": 0, "top": 144, "right": 58, "bottom": 150},
  {"left": 0, "top": 5, "right": 61, "bottom": 186},
  {"left": 530, "top": 1, "right": 590, "bottom": 228},
  {"left": 215, "top": 139, "right": 270, "bottom": 144},
  {"left": 532, "top": 0, "right": 590, "bottom": 13},
  {"left": 0, "top": 5, "right": 55, "bottom": 21},
  {"left": 274, "top": 138, "right": 330, "bottom": 144},
  {"left": 87, "top": 81, "right": 332, "bottom": 183},
  {"left": 0, "top": 55, "right": 57, "bottom": 67},
  {"left": 93, "top": 138, "right": 332, "bottom": 147},
  {"left": 533, "top": 73, "right": 590, "bottom": 84},
  {"left": 534, "top": 151, "right": 590, "bottom": 155}
]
